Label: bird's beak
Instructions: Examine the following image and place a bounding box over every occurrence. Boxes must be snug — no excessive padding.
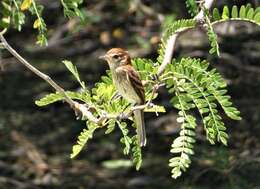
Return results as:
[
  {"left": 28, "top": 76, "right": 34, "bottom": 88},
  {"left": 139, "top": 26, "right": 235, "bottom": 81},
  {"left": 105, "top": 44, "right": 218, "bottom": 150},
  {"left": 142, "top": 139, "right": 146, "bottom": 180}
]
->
[{"left": 99, "top": 54, "right": 107, "bottom": 60}]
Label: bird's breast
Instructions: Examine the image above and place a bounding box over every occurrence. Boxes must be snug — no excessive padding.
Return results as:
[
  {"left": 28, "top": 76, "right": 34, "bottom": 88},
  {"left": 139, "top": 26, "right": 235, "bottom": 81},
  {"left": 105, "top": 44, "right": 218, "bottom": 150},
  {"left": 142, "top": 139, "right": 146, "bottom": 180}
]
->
[{"left": 112, "top": 71, "right": 141, "bottom": 104}]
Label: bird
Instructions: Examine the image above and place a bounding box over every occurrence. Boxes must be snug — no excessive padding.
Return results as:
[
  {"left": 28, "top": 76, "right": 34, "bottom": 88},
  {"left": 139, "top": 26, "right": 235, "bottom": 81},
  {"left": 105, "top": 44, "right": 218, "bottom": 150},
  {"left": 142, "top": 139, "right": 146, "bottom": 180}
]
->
[{"left": 99, "top": 48, "right": 146, "bottom": 146}]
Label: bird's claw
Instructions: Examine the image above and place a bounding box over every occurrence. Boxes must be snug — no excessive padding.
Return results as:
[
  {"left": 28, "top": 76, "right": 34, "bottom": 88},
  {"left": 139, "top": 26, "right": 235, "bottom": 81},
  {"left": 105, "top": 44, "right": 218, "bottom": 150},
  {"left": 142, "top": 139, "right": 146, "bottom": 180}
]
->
[{"left": 71, "top": 102, "right": 83, "bottom": 120}]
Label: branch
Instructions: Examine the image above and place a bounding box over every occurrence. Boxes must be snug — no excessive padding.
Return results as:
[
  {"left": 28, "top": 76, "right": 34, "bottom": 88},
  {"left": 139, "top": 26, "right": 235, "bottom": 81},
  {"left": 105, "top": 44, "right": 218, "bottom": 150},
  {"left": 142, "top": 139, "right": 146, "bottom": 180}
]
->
[
  {"left": 0, "top": 34, "right": 74, "bottom": 106},
  {"left": 0, "top": 33, "right": 158, "bottom": 126},
  {"left": 0, "top": 34, "right": 99, "bottom": 123},
  {"left": 195, "top": 0, "right": 215, "bottom": 22},
  {"left": 0, "top": 0, "right": 215, "bottom": 128},
  {"left": 157, "top": 0, "right": 215, "bottom": 76}
]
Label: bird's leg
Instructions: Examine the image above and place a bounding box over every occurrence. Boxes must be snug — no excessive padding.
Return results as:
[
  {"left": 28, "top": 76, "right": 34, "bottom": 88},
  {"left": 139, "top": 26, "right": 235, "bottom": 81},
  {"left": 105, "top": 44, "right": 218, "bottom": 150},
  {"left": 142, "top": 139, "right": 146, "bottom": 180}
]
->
[{"left": 70, "top": 101, "right": 83, "bottom": 120}]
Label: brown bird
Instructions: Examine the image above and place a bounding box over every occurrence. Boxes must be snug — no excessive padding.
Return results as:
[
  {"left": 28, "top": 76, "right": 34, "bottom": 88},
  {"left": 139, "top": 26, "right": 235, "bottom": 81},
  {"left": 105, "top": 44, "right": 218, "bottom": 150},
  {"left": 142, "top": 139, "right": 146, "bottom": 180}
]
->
[{"left": 100, "top": 48, "right": 146, "bottom": 146}]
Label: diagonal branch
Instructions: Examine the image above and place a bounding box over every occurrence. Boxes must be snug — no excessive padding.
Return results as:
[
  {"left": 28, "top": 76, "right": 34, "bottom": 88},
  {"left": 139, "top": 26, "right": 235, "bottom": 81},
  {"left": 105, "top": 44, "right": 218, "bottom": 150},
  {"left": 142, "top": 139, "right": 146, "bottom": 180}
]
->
[
  {"left": 0, "top": 33, "right": 158, "bottom": 126},
  {"left": 0, "top": 34, "right": 74, "bottom": 106},
  {"left": 0, "top": 34, "right": 99, "bottom": 123}
]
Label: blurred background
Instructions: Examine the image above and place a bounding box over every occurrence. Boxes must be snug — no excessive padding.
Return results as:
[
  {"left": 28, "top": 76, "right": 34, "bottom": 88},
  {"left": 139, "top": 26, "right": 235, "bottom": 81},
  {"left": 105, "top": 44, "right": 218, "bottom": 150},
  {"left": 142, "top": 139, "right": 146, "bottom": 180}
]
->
[{"left": 0, "top": 0, "right": 260, "bottom": 188}]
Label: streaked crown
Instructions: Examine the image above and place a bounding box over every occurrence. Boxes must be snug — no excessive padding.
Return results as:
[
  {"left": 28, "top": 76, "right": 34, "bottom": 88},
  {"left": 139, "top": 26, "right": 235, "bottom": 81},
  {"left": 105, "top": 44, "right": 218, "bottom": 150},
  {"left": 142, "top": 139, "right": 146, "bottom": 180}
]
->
[{"left": 105, "top": 48, "right": 131, "bottom": 65}]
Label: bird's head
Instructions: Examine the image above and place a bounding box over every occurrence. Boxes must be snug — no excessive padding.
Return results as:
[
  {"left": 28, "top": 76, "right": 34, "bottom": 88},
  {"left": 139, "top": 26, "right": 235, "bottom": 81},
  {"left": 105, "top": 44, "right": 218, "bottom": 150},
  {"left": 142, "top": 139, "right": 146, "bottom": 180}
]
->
[{"left": 99, "top": 48, "right": 131, "bottom": 69}]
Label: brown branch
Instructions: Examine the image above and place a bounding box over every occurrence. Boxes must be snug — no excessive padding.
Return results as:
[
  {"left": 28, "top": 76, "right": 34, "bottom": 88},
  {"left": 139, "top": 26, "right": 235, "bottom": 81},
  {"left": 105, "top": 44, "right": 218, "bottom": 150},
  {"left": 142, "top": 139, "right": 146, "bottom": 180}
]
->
[
  {"left": 0, "top": 34, "right": 99, "bottom": 124},
  {"left": 0, "top": 34, "right": 74, "bottom": 107}
]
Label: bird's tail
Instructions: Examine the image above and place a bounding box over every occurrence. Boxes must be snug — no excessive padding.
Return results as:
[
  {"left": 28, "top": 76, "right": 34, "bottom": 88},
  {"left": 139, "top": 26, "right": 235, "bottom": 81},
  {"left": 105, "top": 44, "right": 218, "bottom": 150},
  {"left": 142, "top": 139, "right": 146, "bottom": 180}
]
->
[{"left": 134, "top": 109, "right": 146, "bottom": 146}]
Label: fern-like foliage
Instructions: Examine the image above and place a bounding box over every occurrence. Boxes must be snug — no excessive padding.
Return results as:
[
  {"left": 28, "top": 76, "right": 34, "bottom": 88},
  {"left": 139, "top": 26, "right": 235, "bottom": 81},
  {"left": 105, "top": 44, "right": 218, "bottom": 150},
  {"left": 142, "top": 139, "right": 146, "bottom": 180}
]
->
[
  {"left": 204, "top": 9, "right": 220, "bottom": 56},
  {"left": 212, "top": 4, "right": 260, "bottom": 25},
  {"left": 118, "top": 121, "right": 132, "bottom": 155},
  {"left": 33, "top": 3, "right": 250, "bottom": 180},
  {"left": 131, "top": 134, "right": 142, "bottom": 170},
  {"left": 70, "top": 121, "right": 97, "bottom": 158},
  {"left": 164, "top": 58, "right": 241, "bottom": 178},
  {"left": 157, "top": 19, "right": 196, "bottom": 64},
  {"left": 169, "top": 106, "right": 196, "bottom": 178},
  {"left": 185, "top": 0, "right": 198, "bottom": 17},
  {"left": 162, "top": 19, "right": 196, "bottom": 43}
]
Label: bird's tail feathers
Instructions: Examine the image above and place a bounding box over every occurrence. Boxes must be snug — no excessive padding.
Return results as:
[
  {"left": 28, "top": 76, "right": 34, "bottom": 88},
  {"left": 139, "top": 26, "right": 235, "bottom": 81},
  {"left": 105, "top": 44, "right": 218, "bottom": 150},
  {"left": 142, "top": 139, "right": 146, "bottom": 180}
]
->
[{"left": 134, "top": 110, "right": 146, "bottom": 147}]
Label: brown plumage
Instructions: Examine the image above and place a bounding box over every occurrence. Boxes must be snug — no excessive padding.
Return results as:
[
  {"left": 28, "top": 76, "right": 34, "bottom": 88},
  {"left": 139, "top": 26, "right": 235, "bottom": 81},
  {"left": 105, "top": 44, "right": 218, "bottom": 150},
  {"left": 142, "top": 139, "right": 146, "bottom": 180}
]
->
[{"left": 100, "top": 48, "right": 146, "bottom": 146}]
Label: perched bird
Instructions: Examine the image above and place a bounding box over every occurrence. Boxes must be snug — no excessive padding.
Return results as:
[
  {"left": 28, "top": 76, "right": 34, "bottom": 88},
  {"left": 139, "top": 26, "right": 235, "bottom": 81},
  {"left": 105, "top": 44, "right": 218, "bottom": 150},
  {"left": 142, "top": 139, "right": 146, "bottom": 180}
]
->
[{"left": 100, "top": 48, "right": 146, "bottom": 146}]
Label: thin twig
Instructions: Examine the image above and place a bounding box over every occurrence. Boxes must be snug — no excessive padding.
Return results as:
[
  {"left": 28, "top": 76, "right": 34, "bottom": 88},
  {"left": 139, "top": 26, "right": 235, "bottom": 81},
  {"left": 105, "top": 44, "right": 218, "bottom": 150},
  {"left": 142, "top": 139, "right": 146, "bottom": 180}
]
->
[
  {"left": 0, "top": 34, "right": 99, "bottom": 124},
  {"left": 0, "top": 34, "right": 74, "bottom": 106}
]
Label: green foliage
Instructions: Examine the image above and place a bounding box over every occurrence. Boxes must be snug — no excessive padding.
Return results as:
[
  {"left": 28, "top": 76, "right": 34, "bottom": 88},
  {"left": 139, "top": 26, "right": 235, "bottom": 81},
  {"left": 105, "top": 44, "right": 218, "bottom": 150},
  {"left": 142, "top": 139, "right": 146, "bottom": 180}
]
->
[
  {"left": 205, "top": 4, "right": 260, "bottom": 56},
  {"left": 0, "top": 0, "right": 25, "bottom": 31},
  {"left": 162, "top": 19, "right": 196, "bottom": 43},
  {"left": 185, "top": 0, "right": 198, "bottom": 17},
  {"left": 36, "top": 59, "right": 160, "bottom": 169},
  {"left": 204, "top": 11, "right": 220, "bottom": 56},
  {"left": 131, "top": 135, "right": 142, "bottom": 170},
  {"left": 118, "top": 121, "right": 132, "bottom": 155},
  {"left": 70, "top": 121, "right": 98, "bottom": 158},
  {"left": 19, "top": 0, "right": 48, "bottom": 45},
  {"left": 63, "top": 60, "right": 86, "bottom": 89},
  {"left": 165, "top": 58, "right": 241, "bottom": 178},
  {"left": 35, "top": 91, "right": 90, "bottom": 106},
  {"left": 26, "top": 2, "right": 250, "bottom": 180},
  {"left": 169, "top": 112, "right": 196, "bottom": 178},
  {"left": 60, "top": 0, "right": 84, "bottom": 21},
  {"left": 0, "top": 0, "right": 12, "bottom": 29},
  {"left": 212, "top": 5, "right": 260, "bottom": 25},
  {"left": 0, "top": 0, "right": 85, "bottom": 45},
  {"left": 157, "top": 19, "right": 196, "bottom": 64},
  {"left": 35, "top": 56, "right": 241, "bottom": 178}
]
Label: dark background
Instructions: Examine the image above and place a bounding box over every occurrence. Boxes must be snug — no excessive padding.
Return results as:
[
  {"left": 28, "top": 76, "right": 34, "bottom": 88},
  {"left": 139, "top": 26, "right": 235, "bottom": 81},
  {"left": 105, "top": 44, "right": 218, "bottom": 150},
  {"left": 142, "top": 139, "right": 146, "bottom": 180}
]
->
[{"left": 0, "top": 0, "right": 260, "bottom": 188}]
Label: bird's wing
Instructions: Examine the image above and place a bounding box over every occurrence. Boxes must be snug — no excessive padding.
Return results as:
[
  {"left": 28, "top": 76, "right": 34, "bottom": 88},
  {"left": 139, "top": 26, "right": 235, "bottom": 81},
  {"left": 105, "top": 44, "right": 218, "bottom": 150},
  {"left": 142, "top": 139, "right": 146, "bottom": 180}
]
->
[{"left": 116, "top": 65, "right": 145, "bottom": 104}]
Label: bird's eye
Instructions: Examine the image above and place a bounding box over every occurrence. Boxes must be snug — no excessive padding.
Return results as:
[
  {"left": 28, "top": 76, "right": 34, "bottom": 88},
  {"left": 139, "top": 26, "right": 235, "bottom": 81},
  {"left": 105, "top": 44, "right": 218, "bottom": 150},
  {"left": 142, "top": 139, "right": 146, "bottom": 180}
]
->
[{"left": 113, "top": 55, "right": 119, "bottom": 59}]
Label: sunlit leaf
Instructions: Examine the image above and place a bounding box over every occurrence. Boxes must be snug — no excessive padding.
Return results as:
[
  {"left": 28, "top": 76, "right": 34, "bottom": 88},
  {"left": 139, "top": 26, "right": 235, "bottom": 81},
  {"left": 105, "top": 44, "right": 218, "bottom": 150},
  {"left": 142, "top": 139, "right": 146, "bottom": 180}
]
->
[{"left": 21, "top": 0, "right": 32, "bottom": 11}]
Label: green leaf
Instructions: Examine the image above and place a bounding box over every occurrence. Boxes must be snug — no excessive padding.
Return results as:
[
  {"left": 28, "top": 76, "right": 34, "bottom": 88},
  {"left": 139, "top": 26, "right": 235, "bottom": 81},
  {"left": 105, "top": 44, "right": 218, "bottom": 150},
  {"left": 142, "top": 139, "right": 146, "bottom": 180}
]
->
[
  {"left": 231, "top": 6, "right": 238, "bottom": 18},
  {"left": 62, "top": 60, "right": 85, "bottom": 89},
  {"left": 239, "top": 5, "right": 246, "bottom": 18},
  {"left": 33, "top": 18, "right": 40, "bottom": 28},
  {"left": 21, "top": 0, "right": 32, "bottom": 11},
  {"left": 70, "top": 122, "right": 97, "bottom": 158},
  {"left": 35, "top": 91, "right": 90, "bottom": 106},
  {"left": 222, "top": 6, "right": 229, "bottom": 20},
  {"left": 246, "top": 8, "right": 254, "bottom": 20},
  {"left": 212, "top": 8, "right": 221, "bottom": 21},
  {"left": 254, "top": 13, "right": 260, "bottom": 23},
  {"left": 0, "top": 17, "right": 10, "bottom": 28},
  {"left": 171, "top": 167, "right": 182, "bottom": 179},
  {"left": 105, "top": 120, "right": 116, "bottom": 134}
]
